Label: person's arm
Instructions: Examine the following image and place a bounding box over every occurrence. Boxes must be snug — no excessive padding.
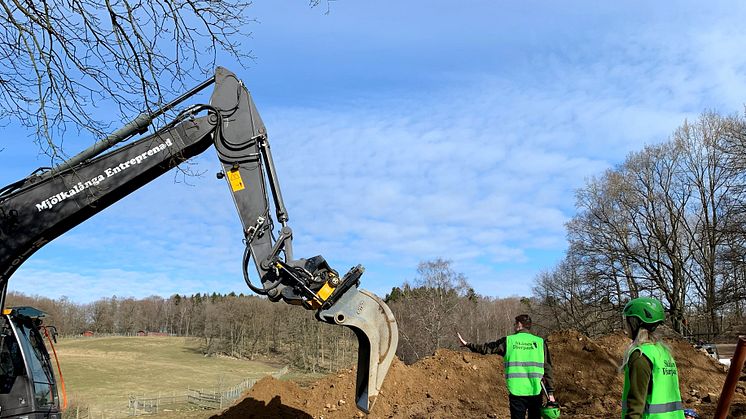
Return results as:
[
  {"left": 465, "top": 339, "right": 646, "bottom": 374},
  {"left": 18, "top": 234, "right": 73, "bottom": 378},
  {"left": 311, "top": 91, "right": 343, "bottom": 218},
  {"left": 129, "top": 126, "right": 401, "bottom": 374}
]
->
[
  {"left": 466, "top": 336, "right": 507, "bottom": 356},
  {"left": 624, "top": 351, "right": 652, "bottom": 419}
]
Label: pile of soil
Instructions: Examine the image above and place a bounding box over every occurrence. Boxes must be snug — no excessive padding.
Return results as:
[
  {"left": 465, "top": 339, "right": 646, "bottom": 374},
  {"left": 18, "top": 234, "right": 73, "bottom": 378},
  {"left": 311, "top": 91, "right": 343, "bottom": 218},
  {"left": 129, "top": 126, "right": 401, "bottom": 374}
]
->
[{"left": 212, "top": 330, "right": 746, "bottom": 418}]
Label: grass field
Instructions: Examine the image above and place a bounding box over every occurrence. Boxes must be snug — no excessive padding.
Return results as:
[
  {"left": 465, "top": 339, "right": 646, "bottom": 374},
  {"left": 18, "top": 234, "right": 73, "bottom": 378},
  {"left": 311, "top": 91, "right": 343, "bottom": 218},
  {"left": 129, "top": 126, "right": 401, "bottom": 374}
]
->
[{"left": 54, "top": 336, "right": 285, "bottom": 415}]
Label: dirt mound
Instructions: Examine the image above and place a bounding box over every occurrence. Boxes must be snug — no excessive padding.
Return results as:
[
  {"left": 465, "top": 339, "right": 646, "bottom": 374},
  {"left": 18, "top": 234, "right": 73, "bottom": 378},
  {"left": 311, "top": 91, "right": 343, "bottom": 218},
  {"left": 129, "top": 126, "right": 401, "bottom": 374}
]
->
[
  {"left": 212, "top": 330, "right": 746, "bottom": 418},
  {"left": 546, "top": 330, "right": 624, "bottom": 416}
]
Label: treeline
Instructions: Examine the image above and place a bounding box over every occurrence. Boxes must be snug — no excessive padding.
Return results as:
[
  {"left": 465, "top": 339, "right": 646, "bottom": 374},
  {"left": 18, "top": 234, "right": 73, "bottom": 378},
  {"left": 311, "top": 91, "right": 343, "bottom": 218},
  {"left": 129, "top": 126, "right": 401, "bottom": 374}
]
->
[
  {"left": 6, "top": 291, "right": 359, "bottom": 372},
  {"left": 533, "top": 111, "right": 746, "bottom": 337},
  {"left": 7, "top": 258, "right": 535, "bottom": 367}
]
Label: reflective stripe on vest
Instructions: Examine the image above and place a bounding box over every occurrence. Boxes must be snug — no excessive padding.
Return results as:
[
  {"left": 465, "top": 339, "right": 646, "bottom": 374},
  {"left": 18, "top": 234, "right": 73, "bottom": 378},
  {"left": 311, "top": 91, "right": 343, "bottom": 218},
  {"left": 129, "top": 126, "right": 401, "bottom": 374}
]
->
[
  {"left": 621, "top": 343, "right": 684, "bottom": 419},
  {"left": 505, "top": 372, "right": 544, "bottom": 379},
  {"left": 504, "top": 361, "right": 545, "bottom": 368},
  {"left": 504, "top": 333, "right": 544, "bottom": 396},
  {"left": 621, "top": 401, "right": 684, "bottom": 414}
]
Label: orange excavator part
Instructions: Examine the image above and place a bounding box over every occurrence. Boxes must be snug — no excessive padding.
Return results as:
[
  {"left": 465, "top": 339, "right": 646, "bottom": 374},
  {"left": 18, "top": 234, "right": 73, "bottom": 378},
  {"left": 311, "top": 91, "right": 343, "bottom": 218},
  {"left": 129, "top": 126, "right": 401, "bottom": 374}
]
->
[{"left": 42, "top": 326, "right": 68, "bottom": 410}]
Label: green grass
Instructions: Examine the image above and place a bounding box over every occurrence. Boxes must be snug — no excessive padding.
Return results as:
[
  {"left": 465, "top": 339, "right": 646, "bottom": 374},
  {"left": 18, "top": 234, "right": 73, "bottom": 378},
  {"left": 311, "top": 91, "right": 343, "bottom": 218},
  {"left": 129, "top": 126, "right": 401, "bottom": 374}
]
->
[{"left": 54, "top": 336, "right": 283, "bottom": 413}]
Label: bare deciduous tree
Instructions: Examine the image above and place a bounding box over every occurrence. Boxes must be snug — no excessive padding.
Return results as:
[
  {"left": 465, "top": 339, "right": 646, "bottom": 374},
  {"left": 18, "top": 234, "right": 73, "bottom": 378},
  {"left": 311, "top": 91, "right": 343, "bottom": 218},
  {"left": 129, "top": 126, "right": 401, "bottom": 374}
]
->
[
  {"left": 532, "top": 249, "right": 621, "bottom": 336},
  {"left": 536, "top": 111, "right": 746, "bottom": 337},
  {"left": 675, "top": 113, "right": 746, "bottom": 333},
  {"left": 387, "top": 258, "right": 476, "bottom": 363},
  {"left": 0, "top": 0, "right": 255, "bottom": 161},
  {"left": 568, "top": 169, "right": 642, "bottom": 302}
]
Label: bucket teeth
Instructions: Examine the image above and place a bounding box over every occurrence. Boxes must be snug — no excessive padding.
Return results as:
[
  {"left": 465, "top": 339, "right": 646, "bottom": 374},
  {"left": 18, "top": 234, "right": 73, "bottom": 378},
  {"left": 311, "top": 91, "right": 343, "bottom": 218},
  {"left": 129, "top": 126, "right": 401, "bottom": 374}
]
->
[{"left": 316, "top": 284, "right": 399, "bottom": 413}]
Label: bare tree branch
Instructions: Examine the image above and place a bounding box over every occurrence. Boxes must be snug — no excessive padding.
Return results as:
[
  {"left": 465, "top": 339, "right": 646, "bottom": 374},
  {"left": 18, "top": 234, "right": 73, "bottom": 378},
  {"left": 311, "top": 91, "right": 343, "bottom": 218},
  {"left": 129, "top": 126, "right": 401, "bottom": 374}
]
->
[{"left": 0, "top": 0, "right": 256, "bottom": 163}]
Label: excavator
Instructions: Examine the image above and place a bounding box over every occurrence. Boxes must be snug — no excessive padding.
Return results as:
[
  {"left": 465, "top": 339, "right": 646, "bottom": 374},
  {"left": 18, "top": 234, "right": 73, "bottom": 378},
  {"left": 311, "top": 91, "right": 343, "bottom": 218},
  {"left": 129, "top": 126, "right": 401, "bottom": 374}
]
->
[{"left": 0, "top": 67, "right": 398, "bottom": 418}]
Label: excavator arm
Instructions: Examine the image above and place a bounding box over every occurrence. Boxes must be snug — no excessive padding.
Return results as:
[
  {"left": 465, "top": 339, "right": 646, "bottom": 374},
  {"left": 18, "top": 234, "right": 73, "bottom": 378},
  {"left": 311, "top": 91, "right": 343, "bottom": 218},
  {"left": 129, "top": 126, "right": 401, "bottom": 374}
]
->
[{"left": 0, "top": 67, "right": 397, "bottom": 413}]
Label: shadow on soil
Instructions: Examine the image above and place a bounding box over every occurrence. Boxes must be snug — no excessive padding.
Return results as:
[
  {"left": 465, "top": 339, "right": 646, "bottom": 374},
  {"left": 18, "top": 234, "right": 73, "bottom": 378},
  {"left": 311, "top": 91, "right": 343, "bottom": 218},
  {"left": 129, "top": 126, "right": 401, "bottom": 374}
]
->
[{"left": 209, "top": 395, "right": 312, "bottom": 419}]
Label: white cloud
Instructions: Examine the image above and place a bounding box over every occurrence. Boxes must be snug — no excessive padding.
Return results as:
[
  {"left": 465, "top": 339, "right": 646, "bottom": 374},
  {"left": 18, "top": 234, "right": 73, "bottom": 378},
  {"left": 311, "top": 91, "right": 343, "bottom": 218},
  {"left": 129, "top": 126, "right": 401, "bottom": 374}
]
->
[{"left": 7, "top": 1, "right": 746, "bottom": 302}]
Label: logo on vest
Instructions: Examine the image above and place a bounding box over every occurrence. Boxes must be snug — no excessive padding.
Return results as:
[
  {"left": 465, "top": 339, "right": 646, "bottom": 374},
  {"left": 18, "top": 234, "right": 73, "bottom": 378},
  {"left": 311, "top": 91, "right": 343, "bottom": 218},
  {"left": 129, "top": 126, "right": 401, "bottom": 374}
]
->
[
  {"left": 512, "top": 341, "right": 538, "bottom": 350},
  {"left": 662, "top": 360, "right": 677, "bottom": 376}
]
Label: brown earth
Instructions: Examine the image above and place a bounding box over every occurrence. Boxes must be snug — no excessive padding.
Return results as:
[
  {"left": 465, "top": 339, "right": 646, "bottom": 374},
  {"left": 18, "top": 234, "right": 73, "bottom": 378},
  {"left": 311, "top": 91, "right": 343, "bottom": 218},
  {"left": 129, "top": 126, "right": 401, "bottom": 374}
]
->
[{"left": 211, "top": 330, "right": 746, "bottom": 418}]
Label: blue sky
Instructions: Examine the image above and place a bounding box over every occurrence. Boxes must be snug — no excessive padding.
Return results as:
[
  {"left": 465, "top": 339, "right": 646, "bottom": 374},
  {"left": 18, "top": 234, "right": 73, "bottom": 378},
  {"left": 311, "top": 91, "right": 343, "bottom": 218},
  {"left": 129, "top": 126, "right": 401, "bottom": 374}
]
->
[{"left": 3, "top": 1, "right": 746, "bottom": 302}]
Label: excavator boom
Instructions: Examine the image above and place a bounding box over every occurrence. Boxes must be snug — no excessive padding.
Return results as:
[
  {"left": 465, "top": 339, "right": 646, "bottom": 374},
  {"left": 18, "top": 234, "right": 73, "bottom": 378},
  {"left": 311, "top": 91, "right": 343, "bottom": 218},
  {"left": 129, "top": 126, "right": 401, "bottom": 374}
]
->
[{"left": 0, "top": 67, "right": 397, "bottom": 415}]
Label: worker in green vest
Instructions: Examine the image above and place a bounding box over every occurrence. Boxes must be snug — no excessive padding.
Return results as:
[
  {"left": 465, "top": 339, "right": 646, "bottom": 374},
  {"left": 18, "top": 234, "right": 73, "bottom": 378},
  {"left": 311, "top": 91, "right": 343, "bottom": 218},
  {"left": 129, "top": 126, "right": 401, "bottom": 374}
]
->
[
  {"left": 458, "top": 314, "right": 555, "bottom": 419},
  {"left": 621, "top": 297, "right": 684, "bottom": 418}
]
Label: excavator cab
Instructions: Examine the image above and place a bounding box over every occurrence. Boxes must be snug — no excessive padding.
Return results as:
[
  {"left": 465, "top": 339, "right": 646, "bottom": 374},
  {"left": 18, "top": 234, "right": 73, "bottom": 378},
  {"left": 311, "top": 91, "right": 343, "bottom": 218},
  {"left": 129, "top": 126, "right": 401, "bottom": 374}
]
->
[{"left": 0, "top": 307, "right": 61, "bottom": 419}]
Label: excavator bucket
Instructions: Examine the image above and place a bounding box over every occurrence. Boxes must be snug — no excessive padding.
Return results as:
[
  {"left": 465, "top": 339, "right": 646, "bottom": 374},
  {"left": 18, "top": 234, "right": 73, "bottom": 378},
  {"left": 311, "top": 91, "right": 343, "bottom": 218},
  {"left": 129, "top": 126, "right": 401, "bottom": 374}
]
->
[{"left": 316, "top": 282, "right": 399, "bottom": 413}]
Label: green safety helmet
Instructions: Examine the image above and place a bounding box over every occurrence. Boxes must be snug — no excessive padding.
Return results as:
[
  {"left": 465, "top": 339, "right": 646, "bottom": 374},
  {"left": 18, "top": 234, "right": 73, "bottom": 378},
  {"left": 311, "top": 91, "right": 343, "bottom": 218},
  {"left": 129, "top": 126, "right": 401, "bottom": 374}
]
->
[
  {"left": 541, "top": 402, "right": 561, "bottom": 419},
  {"left": 623, "top": 297, "right": 665, "bottom": 325}
]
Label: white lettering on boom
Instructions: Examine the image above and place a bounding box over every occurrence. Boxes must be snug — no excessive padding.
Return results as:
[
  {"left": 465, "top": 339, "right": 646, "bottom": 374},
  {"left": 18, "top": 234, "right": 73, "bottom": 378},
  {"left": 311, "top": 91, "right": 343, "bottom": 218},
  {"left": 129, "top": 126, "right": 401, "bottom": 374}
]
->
[{"left": 35, "top": 138, "right": 174, "bottom": 211}]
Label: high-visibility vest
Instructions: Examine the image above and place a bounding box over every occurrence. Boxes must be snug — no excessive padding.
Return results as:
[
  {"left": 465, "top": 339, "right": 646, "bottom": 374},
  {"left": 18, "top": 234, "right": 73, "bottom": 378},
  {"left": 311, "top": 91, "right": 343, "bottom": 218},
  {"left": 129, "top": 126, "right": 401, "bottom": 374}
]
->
[
  {"left": 504, "top": 333, "right": 545, "bottom": 396},
  {"left": 621, "top": 343, "right": 684, "bottom": 418}
]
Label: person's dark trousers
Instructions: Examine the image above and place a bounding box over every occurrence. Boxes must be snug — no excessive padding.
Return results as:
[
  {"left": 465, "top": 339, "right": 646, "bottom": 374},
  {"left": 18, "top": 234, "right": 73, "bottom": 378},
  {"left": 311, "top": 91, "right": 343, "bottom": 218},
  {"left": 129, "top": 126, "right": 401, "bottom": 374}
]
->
[{"left": 508, "top": 394, "right": 543, "bottom": 419}]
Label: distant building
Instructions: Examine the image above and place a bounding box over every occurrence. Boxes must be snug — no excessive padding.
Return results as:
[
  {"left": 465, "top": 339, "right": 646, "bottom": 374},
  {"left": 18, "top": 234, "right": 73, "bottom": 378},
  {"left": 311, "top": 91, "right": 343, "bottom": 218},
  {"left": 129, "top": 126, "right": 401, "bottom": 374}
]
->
[{"left": 136, "top": 330, "right": 147, "bottom": 336}]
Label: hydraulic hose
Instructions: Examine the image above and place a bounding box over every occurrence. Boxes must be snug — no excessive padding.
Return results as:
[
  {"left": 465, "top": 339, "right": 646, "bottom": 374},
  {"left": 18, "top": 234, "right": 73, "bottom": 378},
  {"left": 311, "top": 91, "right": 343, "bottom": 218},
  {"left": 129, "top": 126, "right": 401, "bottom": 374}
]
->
[{"left": 242, "top": 245, "right": 282, "bottom": 295}]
